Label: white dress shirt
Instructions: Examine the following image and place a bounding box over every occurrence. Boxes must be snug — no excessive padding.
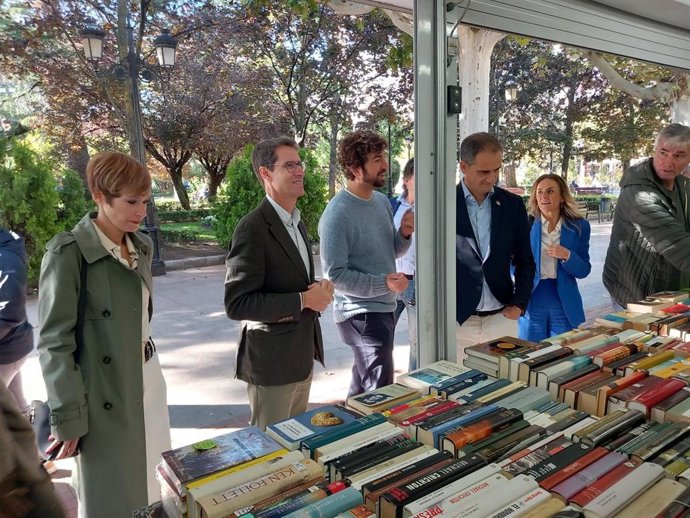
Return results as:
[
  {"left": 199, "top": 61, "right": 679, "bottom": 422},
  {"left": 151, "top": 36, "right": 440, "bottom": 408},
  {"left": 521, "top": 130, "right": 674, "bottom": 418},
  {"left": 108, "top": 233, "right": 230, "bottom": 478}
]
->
[{"left": 540, "top": 215, "right": 562, "bottom": 279}]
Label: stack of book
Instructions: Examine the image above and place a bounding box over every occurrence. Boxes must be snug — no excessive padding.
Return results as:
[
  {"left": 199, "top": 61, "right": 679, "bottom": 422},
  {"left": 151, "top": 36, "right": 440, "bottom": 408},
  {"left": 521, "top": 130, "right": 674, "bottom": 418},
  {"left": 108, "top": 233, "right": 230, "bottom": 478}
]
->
[{"left": 462, "top": 336, "right": 540, "bottom": 377}]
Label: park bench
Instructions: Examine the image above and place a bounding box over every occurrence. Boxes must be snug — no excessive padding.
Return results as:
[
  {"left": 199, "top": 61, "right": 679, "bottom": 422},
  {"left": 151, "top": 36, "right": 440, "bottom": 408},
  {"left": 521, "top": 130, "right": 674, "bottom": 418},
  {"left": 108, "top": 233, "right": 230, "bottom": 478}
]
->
[
  {"left": 573, "top": 186, "right": 606, "bottom": 195},
  {"left": 576, "top": 200, "right": 601, "bottom": 223}
]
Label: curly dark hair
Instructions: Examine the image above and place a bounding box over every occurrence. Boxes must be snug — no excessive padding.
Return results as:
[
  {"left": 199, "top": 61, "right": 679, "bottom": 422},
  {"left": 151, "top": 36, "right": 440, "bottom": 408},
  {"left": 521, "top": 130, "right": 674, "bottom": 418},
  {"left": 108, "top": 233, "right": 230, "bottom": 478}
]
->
[{"left": 338, "top": 130, "right": 388, "bottom": 181}]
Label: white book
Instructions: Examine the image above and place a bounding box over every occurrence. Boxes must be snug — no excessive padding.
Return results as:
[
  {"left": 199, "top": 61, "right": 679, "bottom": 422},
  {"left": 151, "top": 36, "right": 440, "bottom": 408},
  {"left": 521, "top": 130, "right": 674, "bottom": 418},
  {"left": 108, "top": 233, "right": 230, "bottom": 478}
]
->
[
  {"left": 509, "top": 345, "right": 561, "bottom": 381},
  {"left": 315, "top": 422, "right": 396, "bottom": 464},
  {"left": 348, "top": 445, "right": 437, "bottom": 490},
  {"left": 186, "top": 449, "right": 305, "bottom": 518},
  {"left": 526, "top": 412, "right": 555, "bottom": 428},
  {"left": 583, "top": 462, "right": 665, "bottom": 518},
  {"left": 487, "top": 487, "right": 552, "bottom": 518},
  {"left": 401, "top": 463, "right": 502, "bottom": 517},
  {"left": 395, "top": 360, "right": 470, "bottom": 391},
  {"left": 561, "top": 416, "right": 598, "bottom": 440},
  {"left": 447, "top": 378, "right": 495, "bottom": 401},
  {"left": 615, "top": 478, "right": 685, "bottom": 518},
  {"left": 498, "top": 432, "right": 566, "bottom": 468},
  {"left": 496, "top": 386, "right": 552, "bottom": 414}
]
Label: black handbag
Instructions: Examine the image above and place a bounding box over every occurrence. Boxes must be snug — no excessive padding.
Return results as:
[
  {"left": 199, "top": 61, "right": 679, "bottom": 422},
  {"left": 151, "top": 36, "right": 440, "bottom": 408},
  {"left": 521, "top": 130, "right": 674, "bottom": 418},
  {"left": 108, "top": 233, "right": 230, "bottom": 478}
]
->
[{"left": 30, "top": 255, "right": 88, "bottom": 460}]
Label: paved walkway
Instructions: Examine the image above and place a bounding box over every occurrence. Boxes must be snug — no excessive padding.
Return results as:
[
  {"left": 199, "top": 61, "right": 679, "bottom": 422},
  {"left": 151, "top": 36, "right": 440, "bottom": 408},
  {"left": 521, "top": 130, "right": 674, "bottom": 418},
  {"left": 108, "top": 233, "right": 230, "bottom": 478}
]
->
[{"left": 23, "top": 220, "right": 614, "bottom": 514}]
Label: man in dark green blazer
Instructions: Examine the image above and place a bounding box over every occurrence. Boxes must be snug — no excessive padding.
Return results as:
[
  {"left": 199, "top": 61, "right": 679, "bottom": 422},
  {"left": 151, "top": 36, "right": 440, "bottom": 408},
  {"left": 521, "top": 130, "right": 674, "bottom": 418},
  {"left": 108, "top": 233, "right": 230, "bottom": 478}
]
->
[{"left": 224, "top": 137, "right": 333, "bottom": 430}]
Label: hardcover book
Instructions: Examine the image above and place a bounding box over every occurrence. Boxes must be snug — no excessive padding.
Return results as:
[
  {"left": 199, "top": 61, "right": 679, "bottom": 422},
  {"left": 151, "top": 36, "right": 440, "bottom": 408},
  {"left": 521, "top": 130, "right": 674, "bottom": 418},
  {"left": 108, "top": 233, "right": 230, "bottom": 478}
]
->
[
  {"left": 594, "top": 370, "right": 647, "bottom": 418},
  {"left": 626, "top": 297, "right": 675, "bottom": 313},
  {"left": 395, "top": 360, "right": 470, "bottom": 392},
  {"left": 346, "top": 384, "right": 421, "bottom": 415},
  {"left": 581, "top": 462, "right": 665, "bottom": 518},
  {"left": 627, "top": 377, "right": 687, "bottom": 417},
  {"left": 518, "top": 347, "right": 573, "bottom": 383},
  {"left": 567, "top": 459, "right": 640, "bottom": 508},
  {"left": 549, "top": 363, "right": 600, "bottom": 401},
  {"left": 266, "top": 405, "right": 361, "bottom": 450},
  {"left": 606, "top": 375, "right": 667, "bottom": 414},
  {"left": 160, "top": 427, "right": 284, "bottom": 495},
  {"left": 465, "top": 336, "right": 539, "bottom": 364},
  {"left": 562, "top": 371, "right": 613, "bottom": 410},
  {"left": 537, "top": 446, "right": 609, "bottom": 490},
  {"left": 301, "top": 413, "right": 386, "bottom": 459},
  {"left": 503, "top": 343, "right": 562, "bottom": 381},
  {"left": 575, "top": 375, "right": 620, "bottom": 416}
]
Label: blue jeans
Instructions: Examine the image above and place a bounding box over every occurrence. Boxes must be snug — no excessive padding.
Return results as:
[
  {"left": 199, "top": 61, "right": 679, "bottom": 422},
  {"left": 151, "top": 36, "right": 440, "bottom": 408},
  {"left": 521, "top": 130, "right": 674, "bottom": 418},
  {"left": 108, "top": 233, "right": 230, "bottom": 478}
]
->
[
  {"left": 518, "top": 279, "right": 572, "bottom": 342},
  {"left": 394, "top": 278, "right": 417, "bottom": 371},
  {"left": 337, "top": 312, "right": 396, "bottom": 397}
]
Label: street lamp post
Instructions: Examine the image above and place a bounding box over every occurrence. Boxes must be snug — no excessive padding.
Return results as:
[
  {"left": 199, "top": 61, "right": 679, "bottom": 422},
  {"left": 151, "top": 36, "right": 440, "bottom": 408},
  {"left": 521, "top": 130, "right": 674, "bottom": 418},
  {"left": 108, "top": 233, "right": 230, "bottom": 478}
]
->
[{"left": 80, "top": 17, "right": 175, "bottom": 277}]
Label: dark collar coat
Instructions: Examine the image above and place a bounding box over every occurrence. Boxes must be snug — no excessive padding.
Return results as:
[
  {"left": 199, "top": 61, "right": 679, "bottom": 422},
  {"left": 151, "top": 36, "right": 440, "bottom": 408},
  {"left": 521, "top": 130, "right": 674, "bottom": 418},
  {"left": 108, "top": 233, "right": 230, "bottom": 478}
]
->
[
  {"left": 225, "top": 197, "right": 324, "bottom": 386},
  {"left": 455, "top": 184, "right": 536, "bottom": 326}
]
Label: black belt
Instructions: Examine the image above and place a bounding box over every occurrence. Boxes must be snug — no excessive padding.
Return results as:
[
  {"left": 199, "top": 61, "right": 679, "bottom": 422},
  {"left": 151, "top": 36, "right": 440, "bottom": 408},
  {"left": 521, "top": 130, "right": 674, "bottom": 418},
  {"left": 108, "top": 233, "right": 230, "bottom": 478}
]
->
[
  {"left": 472, "top": 308, "right": 504, "bottom": 317},
  {"left": 144, "top": 338, "right": 156, "bottom": 363},
  {"left": 404, "top": 274, "right": 414, "bottom": 280}
]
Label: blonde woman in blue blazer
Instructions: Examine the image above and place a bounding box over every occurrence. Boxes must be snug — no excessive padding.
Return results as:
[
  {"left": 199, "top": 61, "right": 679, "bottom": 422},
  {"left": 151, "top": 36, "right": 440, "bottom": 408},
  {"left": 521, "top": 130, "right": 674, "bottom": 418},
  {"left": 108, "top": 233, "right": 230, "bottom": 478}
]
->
[{"left": 518, "top": 174, "right": 591, "bottom": 341}]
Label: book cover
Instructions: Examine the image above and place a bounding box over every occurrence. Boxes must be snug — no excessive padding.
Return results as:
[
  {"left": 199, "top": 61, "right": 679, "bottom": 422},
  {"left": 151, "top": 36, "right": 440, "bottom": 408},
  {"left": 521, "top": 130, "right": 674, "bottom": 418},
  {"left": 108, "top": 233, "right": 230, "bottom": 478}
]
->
[
  {"left": 610, "top": 351, "right": 649, "bottom": 376},
  {"left": 503, "top": 343, "right": 562, "bottom": 381},
  {"left": 574, "top": 375, "right": 620, "bottom": 415},
  {"left": 436, "top": 373, "right": 489, "bottom": 398},
  {"left": 664, "top": 394, "right": 690, "bottom": 424},
  {"left": 650, "top": 436, "right": 690, "bottom": 467},
  {"left": 626, "top": 297, "right": 675, "bottom": 313},
  {"left": 462, "top": 355, "right": 498, "bottom": 377},
  {"left": 651, "top": 360, "right": 690, "bottom": 379},
  {"left": 568, "top": 459, "right": 640, "bottom": 508},
  {"left": 562, "top": 371, "right": 613, "bottom": 409},
  {"left": 334, "top": 505, "right": 376, "bottom": 518},
  {"left": 647, "top": 290, "right": 690, "bottom": 303},
  {"left": 301, "top": 413, "right": 386, "bottom": 459},
  {"left": 616, "top": 478, "right": 685, "bottom": 518},
  {"left": 442, "top": 408, "right": 523, "bottom": 455},
  {"left": 347, "top": 446, "right": 439, "bottom": 491},
  {"left": 521, "top": 442, "right": 593, "bottom": 481},
  {"left": 474, "top": 381, "right": 527, "bottom": 405},
  {"left": 253, "top": 480, "right": 348, "bottom": 518},
  {"left": 400, "top": 463, "right": 503, "bottom": 517},
  {"left": 624, "top": 350, "right": 675, "bottom": 375},
  {"left": 497, "top": 340, "right": 550, "bottom": 379},
  {"left": 346, "top": 384, "right": 421, "bottom": 415},
  {"left": 160, "top": 427, "right": 283, "bottom": 494},
  {"left": 607, "top": 375, "right": 667, "bottom": 414},
  {"left": 581, "top": 462, "right": 665, "bottom": 518},
  {"left": 548, "top": 363, "right": 600, "bottom": 401},
  {"left": 535, "top": 355, "right": 592, "bottom": 390},
  {"left": 630, "top": 422, "right": 690, "bottom": 462},
  {"left": 384, "top": 395, "right": 440, "bottom": 417},
  {"left": 545, "top": 410, "right": 590, "bottom": 436},
  {"left": 595, "top": 370, "right": 647, "bottom": 418},
  {"left": 474, "top": 424, "right": 546, "bottom": 463},
  {"left": 395, "top": 360, "right": 470, "bottom": 391},
  {"left": 330, "top": 434, "right": 410, "bottom": 480},
  {"left": 282, "top": 486, "right": 363, "bottom": 518},
  {"left": 656, "top": 485, "right": 690, "bottom": 517},
  {"left": 415, "top": 403, "right": 496, "bottom": 448},
  {"left": 550, "top": 451, "right": 627, "bottom": 502},
  {"left": 378, "top": 455, "right": 487, "bottom": 518},
  {"left": 518, "top": 347, "right": 573, "bottom": 383},
  {"left": 465, "top": 336, "right": 539, "bottom": 363},
  {"left": 542, "top": 329, "right": 594, "bottom": 346},
  {"left": 265, "top": 405, "right": 361, "bottom": 450},
  {"left": 197, "top": 458, "right": 323, "bottom": 518},
  {"left": 337, "top": 439, "right": 422, "bottom": 480},
  {"left": 573, "top": 408, "right": 645, "bottom": 448},
  {"left": 538, "top": 446, "right": 609, "bottom": 490},
  {"left": 364, "top": 456, "right": 455, "bottom": 514},
  {"left": 591, "top": 343, "right": 640, "bottom": 369},
  {"left": 317, "top": 423, "right": 399, "bottom": 466},
  {"left": 427, "top": 369, "right": 485, "bottom": 396},
  {"left": 455, "top": 419, "right": 530, "bottom": 459},
  {"left": 187, "top": 450, "right": 306, "bottom": 518},
  {"left": 486, "top": 488, "right": 551, "bottom": 518},
  {"left": 226, "top": 478, "right": 327, "bottom": 518},
  {"left": 566, "top": 335, "right": 619, "bottom": 356},
  {"left": 500, "top": 434, "right": 572, "bottom": 476},
  {"left": 627, "top": 377, "right": 687, "bottom": 417}
]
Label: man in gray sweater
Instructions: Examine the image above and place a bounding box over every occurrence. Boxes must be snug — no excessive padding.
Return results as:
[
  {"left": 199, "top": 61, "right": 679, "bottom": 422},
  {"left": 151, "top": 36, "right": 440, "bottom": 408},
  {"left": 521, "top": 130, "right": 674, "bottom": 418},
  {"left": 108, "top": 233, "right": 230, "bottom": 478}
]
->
[
  {"left": 603, "top": 123, "right": 690, "bottom": 308},
  {"left": 319, "top": 130, "right": 414, "bottom": 397}
]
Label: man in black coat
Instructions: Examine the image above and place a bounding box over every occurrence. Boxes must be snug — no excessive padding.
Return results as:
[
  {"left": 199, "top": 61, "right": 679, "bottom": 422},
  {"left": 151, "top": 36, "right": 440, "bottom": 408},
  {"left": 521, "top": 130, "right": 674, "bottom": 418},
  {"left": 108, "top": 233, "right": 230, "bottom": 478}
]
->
[
  {"left": 224, "top": 137, "right": 333, "bottom": 430},
  {"left": 0, "top": 229, "right": 33, "bottom": 414},
  {"left": 603, "top": 123, "right": 690, "bottom": 308},
  {"left": 455, "top": 133, "right": 535, "bottom": 362}
]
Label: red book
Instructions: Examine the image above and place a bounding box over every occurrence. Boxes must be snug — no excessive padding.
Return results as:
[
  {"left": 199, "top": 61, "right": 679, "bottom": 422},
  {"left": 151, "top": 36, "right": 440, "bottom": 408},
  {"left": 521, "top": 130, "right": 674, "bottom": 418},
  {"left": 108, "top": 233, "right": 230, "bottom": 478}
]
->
[
  {"left": 626, "top": 377, "right": 687, "bottom": 416},
  {"left": 398, "top": 400, "right": 459, "bottom": 428},
  {"left": 606, "top": 374, "right": 665, "bottom": 414},
  {"left": 662, "top": 303, "right": 690, "bottom": 315},
  {"left": 568, "top": 459, "right": 640, "bottom": 508},
  {"left": 595, "top": 370, "right": 648, "bottom": 417},
  {"left": 538, "top": 446, "right": 609, "bottom": 490}
]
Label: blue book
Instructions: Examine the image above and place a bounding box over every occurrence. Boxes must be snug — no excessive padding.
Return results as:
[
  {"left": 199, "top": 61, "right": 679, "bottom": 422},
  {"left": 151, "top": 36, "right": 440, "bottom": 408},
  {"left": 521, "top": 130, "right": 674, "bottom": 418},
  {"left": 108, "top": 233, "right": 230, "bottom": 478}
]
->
[
  {"left": 439, "top": 372, "right": 489, "bottom": 398},
  {"left": 283, "top": 486, "right": 363, "bottom": 517},
  {"left": 265, "top": 404, "right": 361, "bottom": 450},
  {"left": 429, "top": 369, "right": 485, "bottom": 395},
  {"left": 414, "top": 404, "right": 499, "bottom": 448},
  {"left": 300, "top": 413, "right": 386, "bottom": 459},
  {"left": 452, "top": 378, "right": 512, "bottom": 404}
]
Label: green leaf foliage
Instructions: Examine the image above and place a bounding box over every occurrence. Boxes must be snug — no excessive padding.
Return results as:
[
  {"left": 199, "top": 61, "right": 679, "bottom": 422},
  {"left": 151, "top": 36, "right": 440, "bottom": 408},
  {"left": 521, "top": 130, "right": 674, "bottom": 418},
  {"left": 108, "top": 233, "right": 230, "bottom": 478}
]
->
[
  {"left": 0, "top": 138, "right": 60, "bottom": 285},
  {"left": 212, "top": 144, "right": 328, "bottom": 249},
  {"left": 57, "top": 169, "right": 92, "bottom": 231}
]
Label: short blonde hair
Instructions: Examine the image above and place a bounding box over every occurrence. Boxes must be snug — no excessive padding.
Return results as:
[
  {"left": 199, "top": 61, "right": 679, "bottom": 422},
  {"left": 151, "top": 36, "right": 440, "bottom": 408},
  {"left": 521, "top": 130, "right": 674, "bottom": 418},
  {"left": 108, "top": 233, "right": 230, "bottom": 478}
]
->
[{"left": 86, "top": 152, "right": 151, "bottom": 202}]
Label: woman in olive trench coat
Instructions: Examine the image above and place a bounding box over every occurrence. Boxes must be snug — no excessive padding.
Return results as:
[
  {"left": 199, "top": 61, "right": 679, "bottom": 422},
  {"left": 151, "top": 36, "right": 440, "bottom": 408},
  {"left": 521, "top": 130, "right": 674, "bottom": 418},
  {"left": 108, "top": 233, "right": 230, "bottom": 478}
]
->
[{"left": 37, "top": 152, "right": 170, "bottom": 517}]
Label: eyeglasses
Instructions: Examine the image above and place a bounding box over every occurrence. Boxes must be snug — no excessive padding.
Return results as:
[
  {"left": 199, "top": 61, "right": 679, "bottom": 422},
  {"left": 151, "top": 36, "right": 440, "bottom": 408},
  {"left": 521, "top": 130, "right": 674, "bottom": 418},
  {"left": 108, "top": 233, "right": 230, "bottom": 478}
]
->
[{"left": 269, "top": 161, "right": 304, "bottom": 174}]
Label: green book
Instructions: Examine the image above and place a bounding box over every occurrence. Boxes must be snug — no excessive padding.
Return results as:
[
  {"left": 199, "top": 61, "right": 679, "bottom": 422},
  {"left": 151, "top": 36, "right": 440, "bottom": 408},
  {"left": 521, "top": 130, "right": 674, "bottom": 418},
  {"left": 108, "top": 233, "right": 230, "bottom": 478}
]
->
[{"left": 300, "top": 413, "right": 386, "bottom": 459}]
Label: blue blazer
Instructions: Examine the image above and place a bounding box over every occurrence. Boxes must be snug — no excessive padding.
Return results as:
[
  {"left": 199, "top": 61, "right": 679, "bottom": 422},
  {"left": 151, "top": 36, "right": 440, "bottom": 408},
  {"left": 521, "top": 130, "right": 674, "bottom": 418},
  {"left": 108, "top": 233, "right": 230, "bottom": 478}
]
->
[
  {"left": 455, "top": 185, "right": 536, "bottom": 326},
  {"left": 525, "top": 217, "right": 591, "bottom": 327}
]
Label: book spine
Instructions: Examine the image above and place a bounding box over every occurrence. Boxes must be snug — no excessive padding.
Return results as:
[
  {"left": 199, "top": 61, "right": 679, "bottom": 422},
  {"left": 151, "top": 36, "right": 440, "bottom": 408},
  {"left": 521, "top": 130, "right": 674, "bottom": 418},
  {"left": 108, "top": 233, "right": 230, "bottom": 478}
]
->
[
  {"left": 360, "top": 451, "right": 453, "bottom": 497},
  {"left": 537, "top": 446, "right": 609, "bottom": 490},
  {"left": 442, "top": 408, "right": 522, "bottom": 453},
  {"left": 334, "top": 504, "right": 375, "bottom": 518},
  {"left": 282, "top": 486, "right": 363, "bottom": 518},
  {"left": 253, "top": 480, "right": 348, "bottom": 518},
  {"left": 339, "top": 441, "right": 423, "bottom": 479},
  {"left": 522, "top": 443, "right": 593, "bottom": 481},
  {"left": 301, "top": 413, "right": 386, "bottom": 458},
  {"left": 228, "top": 478, "right": 327, "bottom": 518},
  {"left": 550, "top": 451, "right": 627, "bottom": 502},
  {"left": 568, "top": 459, "right": 639, "bottom": 508},
  {"left": 198, "top": 459, "right": 323, "bottom": 518},
  {"left": 486, "top": 488, "right": 551, "bottom": 518}
]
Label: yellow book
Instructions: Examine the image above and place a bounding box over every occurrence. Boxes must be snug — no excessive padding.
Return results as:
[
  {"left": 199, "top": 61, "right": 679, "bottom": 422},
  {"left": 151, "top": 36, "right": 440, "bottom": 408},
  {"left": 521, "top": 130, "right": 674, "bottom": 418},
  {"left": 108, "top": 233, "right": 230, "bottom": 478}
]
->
[
  {"left": 475, "top": 381, "right": 527, "bottom": 404},
  {"left": 626, "top": 351, "right": 675, "bottom": 374},
  {"left": 652, "top": 361, "right": 690, "bottom": 379},
  {"left": 518, "top": 497, "right": 566, "bottom": 518},
  {"left": 185, "top": 448, "right": 289, "bottom": 490}
]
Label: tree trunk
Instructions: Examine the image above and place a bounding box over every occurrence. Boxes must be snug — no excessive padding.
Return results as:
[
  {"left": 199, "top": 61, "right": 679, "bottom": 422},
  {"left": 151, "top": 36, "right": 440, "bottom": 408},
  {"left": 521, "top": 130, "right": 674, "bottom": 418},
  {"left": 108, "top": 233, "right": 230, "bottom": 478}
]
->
[
  {"left": 560, "top": 80, "right": 577, "bottom": 179},
  {"left": 169, "top": 168, "right": 191, "bottom": 210},
  {"left": 503, "top": 163, "right": 517, "bottom": 187},
  {"left": 207, "top": 168, "right": 227, "bottom": 201},
  {"left": 458, "top": 27, "right": 505, "bottom": 140},
  {"left": 328, "top": 111, "right": 340, "bottom": 197}
]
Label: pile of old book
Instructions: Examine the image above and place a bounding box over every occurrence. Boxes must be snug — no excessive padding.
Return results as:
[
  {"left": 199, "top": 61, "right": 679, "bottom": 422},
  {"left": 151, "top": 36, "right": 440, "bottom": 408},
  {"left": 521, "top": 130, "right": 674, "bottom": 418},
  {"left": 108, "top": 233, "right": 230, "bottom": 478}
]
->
[{"left": 150, "top": 291, "right": 690, "bottom": 518}]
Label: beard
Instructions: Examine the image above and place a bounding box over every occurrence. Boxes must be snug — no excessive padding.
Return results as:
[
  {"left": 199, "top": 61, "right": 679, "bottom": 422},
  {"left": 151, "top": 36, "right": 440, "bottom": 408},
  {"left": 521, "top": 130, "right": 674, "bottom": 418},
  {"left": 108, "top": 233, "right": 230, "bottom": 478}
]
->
[{"left": 363, "top": 170, "right": 386, "bottom": 188}]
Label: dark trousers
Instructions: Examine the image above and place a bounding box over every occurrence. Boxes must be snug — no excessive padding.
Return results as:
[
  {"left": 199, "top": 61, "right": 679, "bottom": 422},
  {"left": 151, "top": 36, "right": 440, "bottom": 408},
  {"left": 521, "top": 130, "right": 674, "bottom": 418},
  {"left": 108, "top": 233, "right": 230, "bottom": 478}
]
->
[{"left": 336, "top": 312, "right": 396, "bottom": 397}]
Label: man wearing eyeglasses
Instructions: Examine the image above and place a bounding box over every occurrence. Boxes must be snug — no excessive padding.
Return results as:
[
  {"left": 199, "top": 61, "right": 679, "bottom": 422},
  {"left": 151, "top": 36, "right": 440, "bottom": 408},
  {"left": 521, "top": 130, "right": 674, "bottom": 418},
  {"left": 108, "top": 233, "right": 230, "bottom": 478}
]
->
[
  {"left": 319, "top": 130, "right": 414, "bottom": 397},
  {"left": 224, "top": 136, "right": 334, "bottom": 430}
]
